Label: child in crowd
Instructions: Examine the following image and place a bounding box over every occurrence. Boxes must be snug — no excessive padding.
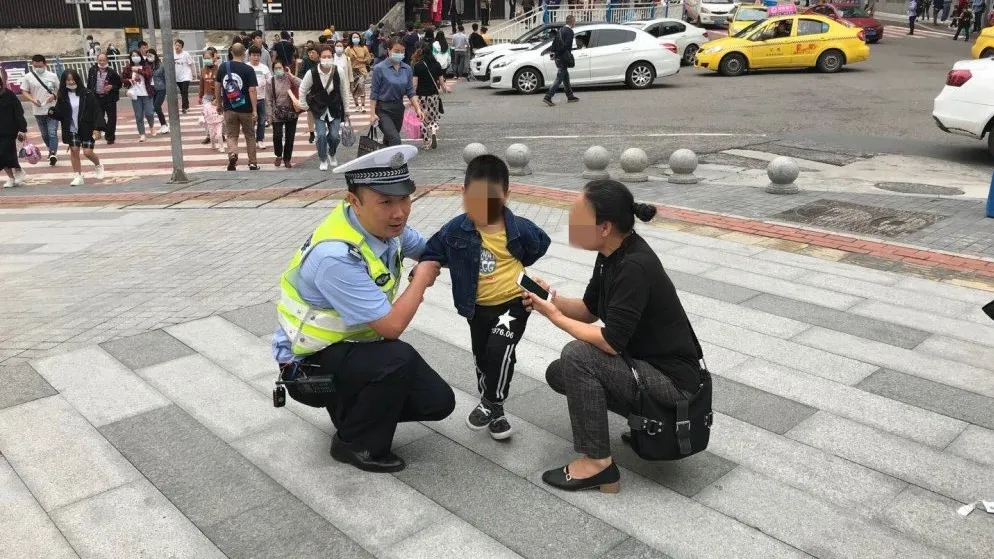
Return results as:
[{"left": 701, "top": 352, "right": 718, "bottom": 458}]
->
[
  {"left": 952, "top": 5, "right": 973, "bottom": 39},
  {"left": 421, "top": 155, "right": 551, "bottom": 440}
]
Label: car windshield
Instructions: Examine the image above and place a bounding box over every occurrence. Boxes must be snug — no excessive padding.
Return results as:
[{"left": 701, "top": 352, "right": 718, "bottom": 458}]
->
[
  {"left": 516, "top": 26, "right": 559, "bottom": 43},
  {"left": 733, "top": 19, "right": 766, "bottom": 37},
  {"left": 706, "top": 0, "right": 735, "bottom": 4},
  {"left": 736, "top": 8, "right": 768, "bottom": 20},
  {"left": 839, "top": 5, "right": 869, "bottom": 16}
]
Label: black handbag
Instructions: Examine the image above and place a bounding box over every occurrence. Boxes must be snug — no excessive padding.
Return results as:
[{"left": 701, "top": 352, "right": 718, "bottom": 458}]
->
[
  {"left": 623, "top": 326, "right": 713, "bottom": 461},
  {"left": 358, "top": 125, "right": 382, "bottom": 156}
]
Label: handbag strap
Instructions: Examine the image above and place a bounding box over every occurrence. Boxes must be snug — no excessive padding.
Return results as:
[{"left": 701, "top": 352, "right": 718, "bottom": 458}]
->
[
  {"left": 422, "top": 61, "right": 442, "bottom": 95},
  {"left": 622, "top": 352, "right": 694, "bottom": 456},
  {"left": 32, "top": 71, "right": 54, "bottom": 95}
]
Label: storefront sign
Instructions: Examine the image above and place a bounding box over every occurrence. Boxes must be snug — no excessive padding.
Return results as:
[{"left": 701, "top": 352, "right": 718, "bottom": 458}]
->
[{"left": 88, "top": 0, "right": 132, "bottom": 10}]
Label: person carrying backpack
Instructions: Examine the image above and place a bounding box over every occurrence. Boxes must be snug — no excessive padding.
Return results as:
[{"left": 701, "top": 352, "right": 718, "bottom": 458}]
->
[{"left": 214, "top": 43, "right": 260, "bottom": 171}]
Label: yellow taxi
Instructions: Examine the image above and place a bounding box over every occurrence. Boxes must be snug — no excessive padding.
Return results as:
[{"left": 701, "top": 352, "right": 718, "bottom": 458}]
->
[
  {"left": 971, "top": 26, "right": 994, "bottom": 59},
  {"left": 728, "top": 5, "right": 769, "bottom": 35},
  {"left": 694, "top": 14, "right": 870, "bottom": 76}
]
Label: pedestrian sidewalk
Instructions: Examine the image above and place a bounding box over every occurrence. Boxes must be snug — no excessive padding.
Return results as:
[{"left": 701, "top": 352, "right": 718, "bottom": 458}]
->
[{"left": 2, "top": 194, "right": 994, "bottom": 558}]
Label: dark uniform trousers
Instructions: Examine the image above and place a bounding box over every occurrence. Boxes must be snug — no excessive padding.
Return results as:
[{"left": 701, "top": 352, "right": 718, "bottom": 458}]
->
[
  {"left": 97, "top": 95, "right": 117, "bottom": 142},
  {"left": 301, "top": 339, "right": 456, "bottom": 456}
]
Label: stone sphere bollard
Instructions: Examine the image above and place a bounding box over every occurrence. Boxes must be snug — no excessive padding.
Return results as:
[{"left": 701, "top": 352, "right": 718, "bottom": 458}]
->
[
  {"left": 506, "top": 143, "right": 532, "bottom": 176},
  {"left": 619, "top": 148, "right": 649, "bottom": 183},
  {"left": 582, "top": 146, "right": 611, "bottom": 180},
  {"left": 765, "top": 156, "right": 800, "bottom": 194},
  {"left": 463, "top": 143, "right": 488, "bottom": 166},
  {"left": 667, "top": 149, "right": 699, "bottom": 185}
]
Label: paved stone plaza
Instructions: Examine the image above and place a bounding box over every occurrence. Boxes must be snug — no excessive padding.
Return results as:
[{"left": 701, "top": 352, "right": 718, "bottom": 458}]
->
[{"left": 2, "top": 192, "right": 993, "bottom": 558}]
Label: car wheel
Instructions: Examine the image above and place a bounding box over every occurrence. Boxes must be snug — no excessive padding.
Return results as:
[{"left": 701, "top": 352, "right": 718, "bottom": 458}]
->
[
  {"left": 682, "top": 44, "right": 700, "bottom": 66},
  {"left": 626, "top": 62, "right": 656, "bottom": 89},
  {"left": 868, "top": 37, "right": 880, "bottom": 44},
  {"left": 718, "top": 53, "right": 746, "bottom": 76},
  {"left": 981, "top": 47, "right": 994, "bottom": 58},
  {"left": 513, "top": 67, "right": 542, "bottom": 94},
  {"left": 816, "top": 49, "right": 845, "bottom": 73}
]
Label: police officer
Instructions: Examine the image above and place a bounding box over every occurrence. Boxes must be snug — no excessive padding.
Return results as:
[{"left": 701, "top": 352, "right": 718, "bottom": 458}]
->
[{"left": 272, "top": 144, "right": 455, "bottom": 473}]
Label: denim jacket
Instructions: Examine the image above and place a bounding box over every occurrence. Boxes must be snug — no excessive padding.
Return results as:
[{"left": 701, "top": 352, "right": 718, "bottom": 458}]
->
[{"left": 421, "top": 207, "right": 552, "bottom": 319}]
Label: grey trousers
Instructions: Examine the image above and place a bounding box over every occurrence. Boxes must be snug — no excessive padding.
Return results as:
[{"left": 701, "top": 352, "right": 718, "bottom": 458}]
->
[
  {"left": 546, "top": 340, "right": 692, "bottom": 459},
  {"left": 376, "top": 100, "right": 406, "bottom": 147}
]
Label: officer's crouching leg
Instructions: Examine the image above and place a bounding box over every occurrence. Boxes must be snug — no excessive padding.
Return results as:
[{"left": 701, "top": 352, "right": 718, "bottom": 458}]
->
[{"left": 393, "top": 340, "right": 456, "bottom": 423}]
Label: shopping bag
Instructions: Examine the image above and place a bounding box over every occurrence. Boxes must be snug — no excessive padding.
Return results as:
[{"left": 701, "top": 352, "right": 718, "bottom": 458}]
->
[
  {"left": 358, "top": 125, "right": 382, "bottom": 156},
  {"left": 17, "top": 141, "right": 41, "bottom": 165},
  {"left": 401, "top": 109, "right": 422, "bottom": 140},
  {"left": 340, "top": 116, "right": 356, "bottom": 148}
]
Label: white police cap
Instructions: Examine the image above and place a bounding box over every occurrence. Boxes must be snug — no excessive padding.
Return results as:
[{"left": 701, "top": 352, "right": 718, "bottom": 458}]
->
[{"left": 333, "top": 145, "right": 419, "bottom": 197}]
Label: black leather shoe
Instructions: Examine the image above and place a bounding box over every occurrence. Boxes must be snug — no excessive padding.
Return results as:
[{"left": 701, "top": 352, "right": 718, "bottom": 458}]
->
[
  {"left": 330, "top": 436, "right": 405, "bottom": 473},
  {"left": 541, "top": 461, "right": 621, "bottom": 493}
]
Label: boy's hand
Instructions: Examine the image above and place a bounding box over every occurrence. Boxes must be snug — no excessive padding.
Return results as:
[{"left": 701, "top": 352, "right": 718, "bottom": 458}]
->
[{"left": 411, "top": 260, "right": 441, "bottom": 287}]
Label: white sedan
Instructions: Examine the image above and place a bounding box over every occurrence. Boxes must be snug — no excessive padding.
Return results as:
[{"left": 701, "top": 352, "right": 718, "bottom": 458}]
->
[
  {"left": 471, "top": 23, "right": 571, "bottom": 79},
  {"left": 624, "top": 18, "right": 710, "bottom": 66},
  {"left": 489, "top": 23, "right": 681, "bottom": 94},
  {"left": 933, "top": 57, "right": 994, "bottom": 156}
]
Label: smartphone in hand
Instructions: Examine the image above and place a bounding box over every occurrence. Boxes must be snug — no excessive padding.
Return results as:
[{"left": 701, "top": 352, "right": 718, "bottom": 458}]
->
[{"left": 517, "top": 272, "right": 551, "bottom": 301}]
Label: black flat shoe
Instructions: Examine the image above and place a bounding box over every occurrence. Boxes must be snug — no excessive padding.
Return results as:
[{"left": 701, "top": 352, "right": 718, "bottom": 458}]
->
[
  {"left": 542, "top": 462, "right": 620, "bottom": 493},
  {"left": 330, "top": 435, "right": 406, "bottom": 473},
  {"left": 621, "top": 431, "right": 633, "bottom": 447}
]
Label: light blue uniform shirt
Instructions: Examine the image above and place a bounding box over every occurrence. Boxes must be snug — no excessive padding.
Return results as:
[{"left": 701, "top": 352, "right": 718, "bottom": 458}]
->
[{"left": 272, "top": 206, "right": 427, "bottom": 363}]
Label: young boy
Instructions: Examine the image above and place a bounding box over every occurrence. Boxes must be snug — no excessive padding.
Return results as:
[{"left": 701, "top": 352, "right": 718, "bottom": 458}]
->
[
  {"left": 953, "top": 6, "right": 973, "bottom": 39},
  {"left": 421, "top": 155, "right": 551, "bottom": 439}
]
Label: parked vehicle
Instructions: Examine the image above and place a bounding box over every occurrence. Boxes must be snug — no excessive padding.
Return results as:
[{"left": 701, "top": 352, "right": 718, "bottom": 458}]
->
[
  {"left": 624, "top": 18, "right": 710, "bottom": 65},
  {"left": 972, "top": 26, "right": 994, "bottom": 59},
  {"left": 804, "top": 2, "right": 884, "bottom": 43},
  {"left": 489, "top": 23, "right": 681, "bottom": 93},
  {"left": 472, "top": 22, "right": 594, "bottom": 79},
  {"left": 727, "top": 4, "right": 770, "bottom": 34},
  {"left": 932, "top": 57, "right": 994, "bottom": 156},
  {"left": 684, "top": 0, "right": 738, "bottom": 26},
  {"left": 695, "top": 14, "right": 869, "bottom": 76}
]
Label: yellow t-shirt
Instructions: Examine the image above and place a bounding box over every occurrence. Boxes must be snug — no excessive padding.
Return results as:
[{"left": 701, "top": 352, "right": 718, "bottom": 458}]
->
[{"left": 476, "top": 228, "right": 524, "bottom": 306}]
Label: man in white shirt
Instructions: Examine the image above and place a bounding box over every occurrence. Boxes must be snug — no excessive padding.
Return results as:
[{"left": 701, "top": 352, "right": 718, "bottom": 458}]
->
[
  {"left": 173, "top": 39, "right": 197, "bottom": 114},
  {"left": 18, "top": 54, "right": 61, "bottom": 166},
  {"left": 248, "top": 45, "right": 273, "bottom": 149},
  {"left": 250, "top": 31, "right": 273, "bottom": 67}
]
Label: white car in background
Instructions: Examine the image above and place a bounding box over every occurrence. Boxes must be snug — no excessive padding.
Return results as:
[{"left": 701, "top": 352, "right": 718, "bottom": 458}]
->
[
  {"left": 683, "top": 0, "right": 738, "bottom": 26},
  {"left": 624, "top": 18, "right": 710, "bottom": 66},
  {"left": 488, "top": 23, "right": 681, "bottom": 94},
  {"left": 471, "top": 22, "right": 581, "bottom": 79},
  {"left": 933, "top": 58, "right": 994, "bottom": 156}
]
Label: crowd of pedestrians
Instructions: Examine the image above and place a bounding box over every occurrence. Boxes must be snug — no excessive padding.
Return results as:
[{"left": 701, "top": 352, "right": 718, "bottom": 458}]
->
[{"left": 3, "top": 20, "right": 499, "bottom": 187}]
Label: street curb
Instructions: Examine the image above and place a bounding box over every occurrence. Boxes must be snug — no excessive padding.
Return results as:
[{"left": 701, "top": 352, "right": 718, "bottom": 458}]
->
[{"left": 4, "top": 180, "right": 994, "bottom": 284}]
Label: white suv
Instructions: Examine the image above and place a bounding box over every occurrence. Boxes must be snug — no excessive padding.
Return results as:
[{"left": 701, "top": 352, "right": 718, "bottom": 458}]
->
[{"left": 933, "top": 58, "right": 994, "bottom": 156}]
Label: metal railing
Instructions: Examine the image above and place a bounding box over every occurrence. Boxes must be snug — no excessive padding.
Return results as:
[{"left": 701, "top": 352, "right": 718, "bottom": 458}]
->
[
  {"left": 490, "top": 1, "right": 684, "bottom": 42},
  {"left": 5, "top": 50, "right": 209, "bottom": 82}
]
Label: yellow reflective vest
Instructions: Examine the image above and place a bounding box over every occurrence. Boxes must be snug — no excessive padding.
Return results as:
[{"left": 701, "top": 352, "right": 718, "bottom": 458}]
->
[{"left": 277, "top": 203, "right": 400, "bottom": 357}]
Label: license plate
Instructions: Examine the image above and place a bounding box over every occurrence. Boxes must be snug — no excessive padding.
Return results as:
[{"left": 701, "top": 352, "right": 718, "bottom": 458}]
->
[{"left": 714, "top": 17, "right": 726, "bottom": 24}]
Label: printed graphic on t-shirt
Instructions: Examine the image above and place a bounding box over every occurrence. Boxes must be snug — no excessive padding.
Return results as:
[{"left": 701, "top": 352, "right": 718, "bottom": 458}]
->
[
  {"left": 221, "top": 72, "right": 244, "bottom": 92},
  {"left": 480, "top": 247, "right": 497, "bottom": 275}
]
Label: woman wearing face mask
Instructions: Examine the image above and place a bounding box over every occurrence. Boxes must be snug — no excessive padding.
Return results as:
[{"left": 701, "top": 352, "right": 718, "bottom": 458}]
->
[
  {"left": 297, "top": 46, "right": 320, "bottom": 144},
  {"left": 198, "top": 47, "right": 220, "bottom": 146},
  {"left": 0, "top": 68, "right": 29, "bottom": 188},
  {"left": 345, "top": 33, "right": 372, "bottom": 113},
  {"left": 266, "top": 60, "right": 303, "bottom": 168},
  {"left": 411, "top": 41, "right": 450, "bottom": 150},
  {"left": 370, "top": 38, "right": 425, "bottom": 147},
  {"left": 298, "top": 46, "right": 345, "bottom": 171},
  {"left": 149, "top": 49, "right": 169, "bottom": 136},
  {"left": 331, "top": 41, "right": 354, "bottom": 112},
  {"left": 54, "top": 70, "right": 105, "bottom": 187},
  {"left": 122, "top": 49, "right": 154, "bottom": 142}
]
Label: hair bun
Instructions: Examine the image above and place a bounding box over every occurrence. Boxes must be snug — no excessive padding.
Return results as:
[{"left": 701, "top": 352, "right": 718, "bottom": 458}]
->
[{"left": 632, "top": 202, "right": 657, "bottom": 223}]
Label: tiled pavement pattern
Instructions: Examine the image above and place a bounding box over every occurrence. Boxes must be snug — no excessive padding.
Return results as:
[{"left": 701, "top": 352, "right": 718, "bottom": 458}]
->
[{"left": 2, "top": 196, "right": 994, "bottom": 558}]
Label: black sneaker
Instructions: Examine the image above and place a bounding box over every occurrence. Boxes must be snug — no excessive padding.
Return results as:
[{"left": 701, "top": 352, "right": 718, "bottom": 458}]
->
[
  {"left": 248, "top": 163, "right": 260, "bottom": 171},
  {"left": 489, "top": 415, "right": 513, "bottom": 440},
  {"left": 543, "top": 98, "right": 555, "bottom": 107},
  {"left": 49, "top": 153, "right": 57, "bottom": 166},
  {"left": 309, "top": 131, "right": 316, "bottom": 144},
  {"left": 567, "top": 96, "right": 580, "bottom": 103},
  {"left": 227, "top": 154, "right": 238, "bottom": 171},
  {"left": 466, "top": 399, "right": 500, "bottom": 430},
  {"left": 201, "top": 137, "right": 211, "bottom": 145}
]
